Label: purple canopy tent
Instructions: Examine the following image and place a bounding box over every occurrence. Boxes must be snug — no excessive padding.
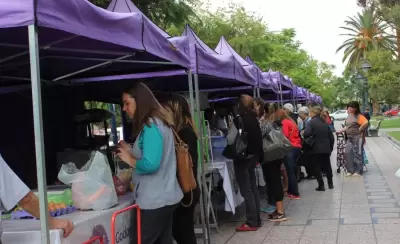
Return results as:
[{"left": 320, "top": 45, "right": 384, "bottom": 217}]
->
[
  {"left": 209, "top": 96, "right": 293, "bottom": 103},
  {"left": 261, "top": 72, "right": 279, "bottom": 93},
  {"left": 283, "top": 75, "right": 295, "bottom": 90},
  {"left": 215, "top": 37, "right": 258, "bottom": 93},
  {"left": 305, "top": 89, "right": 312, "bottom": 104},
  {"left": 295, "top": 86, "right": 307, "bottom": 101},
  {"left": 71, "top": 23, "right": 256, "bottom": 98},
  {"left": 182, "top": 25, "right": 256, "bottom": 87},
  {"left": 283, "top": 75, "right": 298, "bottom": 107},
  {"left": 265, "top": 70, "right": 294, "bottom": 106},
  {"left": 317, "top": 95, "right": 322, "bottom": 104},
  {"left": 0, "top": 0, "right": 198, "bottom": 242},
  {"left": 310, "top": 93, "right": 317, "bottom": 103},
  {"left": 294, "top": 87, "right": 311, "bottom": 105},
  {"left": 246, "top": 56, "right": 277, "bottom": 98}
]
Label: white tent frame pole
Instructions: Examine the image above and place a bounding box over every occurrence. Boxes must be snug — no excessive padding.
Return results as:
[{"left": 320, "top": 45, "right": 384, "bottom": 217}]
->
[
  {"left": 187, "top": 70, "right": 207, "bottom": 243},
  {"left": 0, "top": 35, "right": 78, "bottom": 64},
  {"left": 28, "top": 24, "right": 50, "bottom": 244},
  {"left": 0, "top": 76, "right": 33, "bottom": 81},
  {"left": 51, "top": 54, "right": 134, "bottom": 81},
  {"left": 279, "top": 83, "right": 283, "bottom": 106},
  {"left": 193, "top": 74, "right": 212, "bottom": 244},
  {"left": 0, "top": 42, "right": 135, "bottom": 56},
  {"left": 46, "top": 56, "right": 175, "bottom": 66}
]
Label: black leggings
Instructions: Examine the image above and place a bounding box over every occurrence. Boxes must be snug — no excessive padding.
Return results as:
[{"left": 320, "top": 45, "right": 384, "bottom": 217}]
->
[
  {"left": 263, "top": 159, "right": 284, "bottom": 204},
  {"left": 234, "top": 156, "right": 261, "bottom": 227}
]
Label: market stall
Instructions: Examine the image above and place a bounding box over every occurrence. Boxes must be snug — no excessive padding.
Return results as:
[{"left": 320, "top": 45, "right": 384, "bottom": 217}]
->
[{"left": 2, "top": 194, "right": 134, "bottom": 244}]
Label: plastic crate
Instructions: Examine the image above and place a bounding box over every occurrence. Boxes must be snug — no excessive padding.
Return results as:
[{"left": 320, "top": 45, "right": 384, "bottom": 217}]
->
[
  {"left": 211, "top": 147, "right": 227, "bottom": 162},
  {"left": 210, "top": 136, "right": 227, "bottom": 148}
]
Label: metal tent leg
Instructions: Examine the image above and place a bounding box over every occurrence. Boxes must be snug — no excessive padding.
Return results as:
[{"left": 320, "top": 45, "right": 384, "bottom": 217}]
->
[
  {"left": 28, "top": 24, "right": 50, "bottom": 244},
  {"left": 205, "top": 173, "right": 219, "bottom": 232},
  {"left": 187, "top": 71, "right": 208, "bottom": 244},
  {"left": 194, "top": 74, "right": 212, "bottom": 244},
  {"left": 279, "top": 83, "right": 283, "bottom": 106},
  {"left": 187, "top": 71, "right": 195, "bottom": 119}
]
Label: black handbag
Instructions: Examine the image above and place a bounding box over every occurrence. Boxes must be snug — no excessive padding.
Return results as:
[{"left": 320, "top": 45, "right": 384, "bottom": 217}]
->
[
  {"left": 303, "top": 120, "right": 315, "bottom": 149},
  {"left": 222, "top": 116, "right": 248, "bottom": 160},
  {"left": 303, "top": 136, "right": 314, "bottom": 148}
]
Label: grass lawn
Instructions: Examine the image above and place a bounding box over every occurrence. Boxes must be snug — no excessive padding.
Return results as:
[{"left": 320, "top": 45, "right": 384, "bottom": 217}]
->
[
  {"left": 388, "top": 131, "right": 400, "bottom": 141},
  {"left": 371, "top": 118, "right": 400, "bottom": 129}
]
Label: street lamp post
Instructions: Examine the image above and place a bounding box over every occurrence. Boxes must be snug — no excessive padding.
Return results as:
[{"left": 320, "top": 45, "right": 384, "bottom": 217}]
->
[{"left": 355, "top": 60, "right": 372, "bottom": 112}]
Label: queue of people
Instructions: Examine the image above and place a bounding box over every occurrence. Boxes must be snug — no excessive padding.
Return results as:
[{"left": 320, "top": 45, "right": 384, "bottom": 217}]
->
[{"left": 224, "top": 96, "right": 340, "bottom": 231}]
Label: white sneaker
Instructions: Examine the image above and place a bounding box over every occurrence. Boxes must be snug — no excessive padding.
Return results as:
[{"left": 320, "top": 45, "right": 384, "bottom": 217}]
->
[
  {"left": 353, "top": 173, "right": 362, "bottom": 177},
  {"left": 345, "top": 173, "right": 353, "bottom": 177}
]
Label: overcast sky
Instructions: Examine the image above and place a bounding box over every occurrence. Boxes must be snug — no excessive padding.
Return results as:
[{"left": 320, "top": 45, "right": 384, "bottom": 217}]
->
[{"left": 210, "top": 0, "right": 362, "bottom": 75}]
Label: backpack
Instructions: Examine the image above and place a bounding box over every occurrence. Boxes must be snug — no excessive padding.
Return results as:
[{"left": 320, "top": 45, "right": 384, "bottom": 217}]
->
[{"left": 172, "top": 130, "right": 197, "bottom": 206}]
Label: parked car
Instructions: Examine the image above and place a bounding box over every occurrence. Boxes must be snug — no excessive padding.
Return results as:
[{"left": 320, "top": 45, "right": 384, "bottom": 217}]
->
[
  {"left": 331, "top": 110, "right": 348, "bottom": 120},
  {"left": 384, "top": 108, "right": 400, "bottom": 117}
]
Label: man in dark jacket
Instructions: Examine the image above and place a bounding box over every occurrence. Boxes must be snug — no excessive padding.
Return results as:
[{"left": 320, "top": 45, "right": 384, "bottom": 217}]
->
[{"left": 303, "top": 107, "right": 335, "bottom": 191}]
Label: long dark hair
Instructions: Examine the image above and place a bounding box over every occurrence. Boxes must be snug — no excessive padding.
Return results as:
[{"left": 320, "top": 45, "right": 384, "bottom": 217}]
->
[
  {"left": 254, "top": 98, "right": 265, "bottom": 118},
  {"left": 264, "top": 103, "right": 278, "bottom": 121},
  {"left": 347, "top": 101, "right": 361, "bottom": 115},
  {"left": 161, "top": 93, "right": 198, "bottom": 138},
  {"left": 123, "top": 82, "right": 172, "bottom": 137}
]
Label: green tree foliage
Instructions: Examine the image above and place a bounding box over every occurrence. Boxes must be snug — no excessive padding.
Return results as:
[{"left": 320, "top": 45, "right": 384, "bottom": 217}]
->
[
  {"left": 366, "top": 50, "right": 400, "bottom": 104},
  {"left": 330, "top": 77, "right": 362, "bottom": 108}
]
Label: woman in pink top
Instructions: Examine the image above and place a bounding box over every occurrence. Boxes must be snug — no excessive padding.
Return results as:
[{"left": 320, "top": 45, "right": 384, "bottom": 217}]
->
[{"left": 278, "top": 110, "right": 302, "bottom": 199}]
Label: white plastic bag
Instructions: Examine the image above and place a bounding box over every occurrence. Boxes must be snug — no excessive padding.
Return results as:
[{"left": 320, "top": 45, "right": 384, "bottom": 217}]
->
[{"left": 58, "top": 151, "right": 118, "bottom": 210}]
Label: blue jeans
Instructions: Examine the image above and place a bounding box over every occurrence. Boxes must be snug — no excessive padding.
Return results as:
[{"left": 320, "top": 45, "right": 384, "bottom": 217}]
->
[{"left": 284, "top": 147, "right": 301, "bottom": 196}]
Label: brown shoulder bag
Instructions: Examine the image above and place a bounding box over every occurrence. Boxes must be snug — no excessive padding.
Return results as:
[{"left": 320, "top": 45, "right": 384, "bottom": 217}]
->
[{"left": 172, "top": 129, "right": 197, "bottom": 206}]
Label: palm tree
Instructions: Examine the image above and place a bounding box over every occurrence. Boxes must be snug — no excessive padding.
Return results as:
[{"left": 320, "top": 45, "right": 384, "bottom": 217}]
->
[
  {"left": 336, "top": 9, "right": 396, "bottom": 69},
  {"left": 357, "top": 0, "right": 400, "bottom": 58}
]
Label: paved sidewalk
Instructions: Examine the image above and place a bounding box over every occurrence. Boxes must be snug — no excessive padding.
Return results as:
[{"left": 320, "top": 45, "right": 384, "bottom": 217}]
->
[{"left": 210, "top": 137, "right": 400, "bottom": 244}]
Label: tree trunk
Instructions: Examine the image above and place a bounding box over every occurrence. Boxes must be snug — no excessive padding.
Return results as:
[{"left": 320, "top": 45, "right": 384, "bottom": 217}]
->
[
  {"left": 397, "top": 28, "right": 400, "bottom": 60},
  {"left": 372, "top": 96, "right": 379, "bottom": 115}
]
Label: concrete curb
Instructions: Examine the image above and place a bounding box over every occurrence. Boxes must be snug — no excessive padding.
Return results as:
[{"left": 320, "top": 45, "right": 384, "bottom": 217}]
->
[{"left": 382, "top": 132, "right": 400, "bottom": 148}]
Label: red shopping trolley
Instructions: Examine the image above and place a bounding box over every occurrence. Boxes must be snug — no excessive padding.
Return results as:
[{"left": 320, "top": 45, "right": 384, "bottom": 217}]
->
[
  {"left": 82, "top": 236, "right": 104, "bottom": 244},
  {"left": 111, "top": 204, "right": 141, "bottom": 244}
]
